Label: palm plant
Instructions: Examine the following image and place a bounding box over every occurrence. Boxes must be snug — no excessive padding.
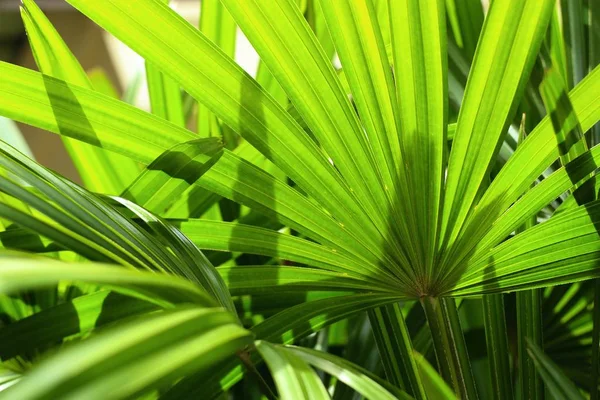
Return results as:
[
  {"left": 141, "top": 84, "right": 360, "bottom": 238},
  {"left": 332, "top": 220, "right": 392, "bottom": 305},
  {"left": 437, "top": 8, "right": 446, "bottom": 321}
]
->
[{"left": 0, "top": 0, "right": 599, "bottom": 398}]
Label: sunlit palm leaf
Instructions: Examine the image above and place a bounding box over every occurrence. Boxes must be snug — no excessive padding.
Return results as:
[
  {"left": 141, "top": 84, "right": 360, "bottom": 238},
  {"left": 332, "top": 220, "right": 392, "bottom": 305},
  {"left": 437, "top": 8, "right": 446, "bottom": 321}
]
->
[{"left": 20, "top": 0, "right": 140, "bottom": 193}]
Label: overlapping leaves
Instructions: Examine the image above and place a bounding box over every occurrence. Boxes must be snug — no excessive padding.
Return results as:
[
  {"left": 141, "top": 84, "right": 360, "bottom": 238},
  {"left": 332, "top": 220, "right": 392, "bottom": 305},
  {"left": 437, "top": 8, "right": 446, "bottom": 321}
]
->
[{"left": 0, "top": 0, "right": 599, "bottom": 398}]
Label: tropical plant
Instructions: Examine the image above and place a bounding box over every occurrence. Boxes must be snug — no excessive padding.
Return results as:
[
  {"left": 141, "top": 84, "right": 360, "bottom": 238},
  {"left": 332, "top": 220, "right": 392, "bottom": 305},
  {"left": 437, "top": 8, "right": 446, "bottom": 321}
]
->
[{"left": 0, "top": 0, "right": 599, "bottom": 398}]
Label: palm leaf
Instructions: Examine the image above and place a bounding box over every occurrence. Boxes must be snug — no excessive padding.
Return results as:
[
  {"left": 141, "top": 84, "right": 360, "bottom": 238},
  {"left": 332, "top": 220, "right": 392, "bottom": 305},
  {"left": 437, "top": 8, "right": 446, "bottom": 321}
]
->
[
  {"left": 256, "top": 341, "right": 330, "bottom": 400},
  {"left": 64, "top": 0, "right": 380, "bottom": 254},
  {"left": 284, "top": 344, "right": 407, "bottom": 399},
  {"left": 0, "top": 256, "right": 213, "bottom": 307},
  {"left": 20, "top": 0, "right": 140, "bottom": 193},
  {"left": 0, "top": 305, "right": 251, "bottom": 399},
  {"left": 440, "top": 0, "right": 554, "bottom": 254},
  {"left": 527, "top": 339, "right": 586, "bottom": 399},
  {"left": 0, "top": 62, "right": 194, "bottom": 164}
]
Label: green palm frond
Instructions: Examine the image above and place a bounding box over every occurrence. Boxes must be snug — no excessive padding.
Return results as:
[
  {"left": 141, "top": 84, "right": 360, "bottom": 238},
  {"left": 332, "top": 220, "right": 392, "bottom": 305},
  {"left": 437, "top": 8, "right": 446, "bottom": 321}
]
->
[{"left": 0, "top": 0, "right": 599, "bottom": 398}]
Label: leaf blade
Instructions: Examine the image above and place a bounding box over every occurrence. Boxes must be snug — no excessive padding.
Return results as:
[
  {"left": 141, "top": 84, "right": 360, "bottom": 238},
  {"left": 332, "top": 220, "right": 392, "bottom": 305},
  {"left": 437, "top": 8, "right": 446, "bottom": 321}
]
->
[
  {"left": 64, "top": 0, "right": 382, "bottom": 256},
  {"left": 388, "top": 0, "right": 448, "bottom": 277},
  {"left": 440, "top": 0, "right": 555, "bottom": 250},
  {"left": 285, "top": 345, "right": 406, "bottom": 400},
  {"left": 0, "top": 306, "right": 250, "bottom": 400},
  {"left": 21, "top": 0, "right": 140, "bottom": 193},
  {"left": 526, "top": 339, "right": 585, "bottom": 400},
  {"left": 0, "top": 62, "right": 195, "bottom": 164},
  {"left": 256, "top": 341, "right": 330, "bottom": 400}
]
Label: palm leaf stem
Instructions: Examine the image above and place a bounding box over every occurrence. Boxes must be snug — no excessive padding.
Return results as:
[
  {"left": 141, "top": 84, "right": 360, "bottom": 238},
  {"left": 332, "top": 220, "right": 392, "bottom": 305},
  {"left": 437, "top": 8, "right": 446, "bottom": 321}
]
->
[{"left": 420, "top": 296, "right": 478, "bottom": 399}]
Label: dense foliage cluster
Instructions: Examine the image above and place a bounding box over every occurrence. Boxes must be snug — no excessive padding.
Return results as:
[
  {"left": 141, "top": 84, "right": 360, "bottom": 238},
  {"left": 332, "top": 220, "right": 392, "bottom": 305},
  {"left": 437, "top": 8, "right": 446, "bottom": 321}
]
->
[{"left": 0, "top": 0, "right": 599, "bottom": 398}]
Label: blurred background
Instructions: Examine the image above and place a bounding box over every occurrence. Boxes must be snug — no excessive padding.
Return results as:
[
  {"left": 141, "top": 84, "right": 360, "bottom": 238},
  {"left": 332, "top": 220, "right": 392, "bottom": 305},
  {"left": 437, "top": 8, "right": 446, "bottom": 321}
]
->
[{"left": 0, "top": 0, "right": 259, "bottom": 183}]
